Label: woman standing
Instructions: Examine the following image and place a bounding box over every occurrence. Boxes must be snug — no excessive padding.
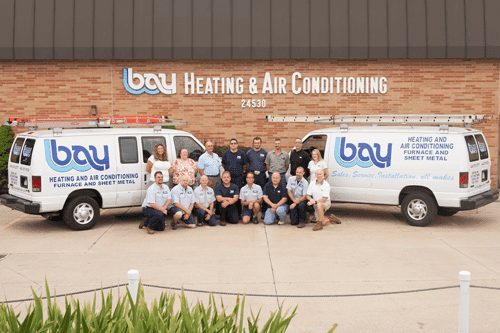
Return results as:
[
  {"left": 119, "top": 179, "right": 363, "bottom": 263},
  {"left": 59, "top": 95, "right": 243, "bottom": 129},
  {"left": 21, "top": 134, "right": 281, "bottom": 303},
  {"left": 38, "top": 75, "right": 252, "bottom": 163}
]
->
[
  {"left": 169, "top": 148, "right": 198, "bottom": 186},
  {"left": 146, "top": 143, "right": 171, "bottom": 184},
  {"left": 308, "top": 149, "right": 329, "bottom": 183}
]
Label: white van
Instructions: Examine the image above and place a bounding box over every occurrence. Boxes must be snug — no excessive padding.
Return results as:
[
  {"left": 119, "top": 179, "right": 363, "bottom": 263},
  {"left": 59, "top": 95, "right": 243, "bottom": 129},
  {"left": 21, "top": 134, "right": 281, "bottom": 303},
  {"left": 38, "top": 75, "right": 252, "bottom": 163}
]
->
[
  {"left": 271, "top": 114, "right": 499, "bottom": 226},
  {"left": 1, "top": 118, "right": 205, "bottom": 230}
]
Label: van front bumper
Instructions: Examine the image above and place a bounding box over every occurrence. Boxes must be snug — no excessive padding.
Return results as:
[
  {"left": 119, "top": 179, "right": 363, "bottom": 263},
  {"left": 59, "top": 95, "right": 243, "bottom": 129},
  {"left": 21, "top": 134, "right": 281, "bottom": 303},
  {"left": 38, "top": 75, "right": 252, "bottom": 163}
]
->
[
  {"left": 0, "top": 194, "right": 40, "bottom": 214},
  {"left": 460, "top": 189, "right": 499, "bottom": 211}
]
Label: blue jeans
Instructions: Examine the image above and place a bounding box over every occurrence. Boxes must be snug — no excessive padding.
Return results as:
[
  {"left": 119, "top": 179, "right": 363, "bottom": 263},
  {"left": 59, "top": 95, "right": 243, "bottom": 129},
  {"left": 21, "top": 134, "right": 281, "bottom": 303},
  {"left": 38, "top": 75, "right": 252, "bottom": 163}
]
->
[
  {"left": 169, "top": 206, "right": 196, "bottom": 224},
  {"left": 289, "top": 201, "right": 307, "bottom": 225},
  {"left": 263, "top": 204, "right": 289, "bottom": 225},
  {"left": 194, "top": 207, "right": 217, "bottom": 226},
  {"left": 142, "top": 206, "right": 166, "bottom": 231}
]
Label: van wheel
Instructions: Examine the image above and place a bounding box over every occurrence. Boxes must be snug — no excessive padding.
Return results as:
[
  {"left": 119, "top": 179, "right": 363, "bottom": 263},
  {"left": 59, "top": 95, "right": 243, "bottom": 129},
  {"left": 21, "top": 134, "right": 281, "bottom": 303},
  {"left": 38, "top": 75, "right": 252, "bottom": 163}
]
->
[
  {"left": 63, "top": 197, "right": 100, "bottom": 230},
  {"left": 401, "top": 192, "right": 437, "bottom": 227},
  {"left": 437, "top": 207, "right": 460, "bottom": 217}
]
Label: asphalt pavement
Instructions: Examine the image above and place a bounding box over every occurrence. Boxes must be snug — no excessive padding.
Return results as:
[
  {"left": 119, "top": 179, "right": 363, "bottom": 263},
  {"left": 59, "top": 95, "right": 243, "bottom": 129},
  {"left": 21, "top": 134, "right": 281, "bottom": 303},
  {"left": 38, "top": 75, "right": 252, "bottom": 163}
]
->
[{"left": 1, "top": 201, "right": 499, "bottom": 332}]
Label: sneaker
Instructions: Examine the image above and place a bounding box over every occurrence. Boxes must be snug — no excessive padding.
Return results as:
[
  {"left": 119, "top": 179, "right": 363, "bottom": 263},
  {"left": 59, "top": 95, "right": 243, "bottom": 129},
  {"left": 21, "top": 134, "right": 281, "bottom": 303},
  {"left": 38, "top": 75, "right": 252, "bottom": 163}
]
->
[
  {"left": 278, "top": 220, "right": 285, "bottom": 225},
  {"left": 298, "top": 222, "right": 306, "bottom": 228},
  {"left": 252, "top": 216, "right": 258, "bottom": 224},
  {"left": 171, "top": 220, "right": 177, "bottom": 230},
  {"left": 219, "top": 220, "right": 227, "bottom": 226}
]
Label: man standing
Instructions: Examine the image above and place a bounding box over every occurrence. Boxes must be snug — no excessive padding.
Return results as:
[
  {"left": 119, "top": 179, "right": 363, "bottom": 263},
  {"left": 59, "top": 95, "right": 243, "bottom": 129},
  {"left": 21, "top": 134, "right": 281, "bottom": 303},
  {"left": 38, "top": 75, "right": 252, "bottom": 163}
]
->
[
  {"left": 141, "top": 171, "right": 172, "bottom": 235},
  {"left": 263, "top": 172, "right": 289, "bottom": 225},
  {"left": 265, "top": 138, "right": 289, "bottom": 185},
  {"left": 290, "top": 138, "right": 311, "bottom": 179},
  {"left": 287, "top": 166, "right": 309, "bottom": 228},
  {"left": 306, "top": 169, "right": 341, "bottom": 231},
  {"left": 169, "top": 175, "right": 196, "bottom": 229},
  {"left": 215, "top": 171, "right": 240, "bottom": 225},
  {"left": 222, "top": 138, "right": 246, "bottom": 189},
  {"left": 194, "top": 175, "right": 217, "bottom": 227},
  {"left": 240, "top": 172, "right": 263, "bottom": 224},
  {"left": 245, "top": 137, "right": 268, "bottom": 188},
  {"left": 198, "top": 141, "right": 222, "bottom": 190}
]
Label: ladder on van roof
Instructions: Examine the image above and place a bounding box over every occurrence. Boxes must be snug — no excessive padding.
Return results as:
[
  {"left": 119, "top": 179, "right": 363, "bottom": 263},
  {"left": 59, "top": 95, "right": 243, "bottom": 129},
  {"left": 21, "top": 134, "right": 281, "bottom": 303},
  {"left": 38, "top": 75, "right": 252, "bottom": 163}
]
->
[
  {"left": 266, "top": 114, "right": 493, "bottom": 132},
  {"left": 3, "top": 116, "right": 187, "bottom": 132}
]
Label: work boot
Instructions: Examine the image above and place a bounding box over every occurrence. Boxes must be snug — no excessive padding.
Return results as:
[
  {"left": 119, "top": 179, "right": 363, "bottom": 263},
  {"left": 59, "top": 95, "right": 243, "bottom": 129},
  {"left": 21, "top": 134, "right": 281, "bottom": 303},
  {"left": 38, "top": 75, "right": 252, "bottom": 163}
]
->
[
  {"left": 298, "top": 222, "right": 306, "bottom": 228},
  {"left": 329, "top": 214, "right": 342, "bottom": 224},
  {"left": 219, "top": 220, "right": 226, "bottom": 226},
  {"left": 252, "top": 216, "right": 258, "bottom": 224},
  {"left": 171, "top": 220, "right": 177, "bottom": 230},
  {"left": 313, "top": 221, "right": 323, "bottom": 231},
  {"left": 139, "top": 218, "right": 146, "bottom": 229},
  {"left": 197, "top": 220, "right": 204, "bottom": 227}
]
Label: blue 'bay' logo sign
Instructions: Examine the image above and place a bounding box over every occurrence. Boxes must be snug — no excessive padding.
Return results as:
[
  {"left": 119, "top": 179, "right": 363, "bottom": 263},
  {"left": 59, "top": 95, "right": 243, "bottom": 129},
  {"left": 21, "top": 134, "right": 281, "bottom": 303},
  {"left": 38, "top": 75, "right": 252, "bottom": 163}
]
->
[
  {"left": 122, "top": 68, "right": 176, "bottom": 95},
  {"left": 44, "top": 140, "right": 110, "bottom": 172},
  {"left": 334, "top": 137, "right": 392, "bottom": 168}
]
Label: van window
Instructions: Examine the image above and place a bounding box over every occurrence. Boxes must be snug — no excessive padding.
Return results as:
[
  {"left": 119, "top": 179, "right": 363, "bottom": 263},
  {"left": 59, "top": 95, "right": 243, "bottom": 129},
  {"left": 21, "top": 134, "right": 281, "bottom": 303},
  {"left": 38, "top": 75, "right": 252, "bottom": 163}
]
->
[
  {"left": 474, "top": 134, "right": 489, "bottom": 160},
  {"left": 302, "top": 135, "right": 327, "bottom": 158},
  {"left": 141, "top": 136, "right": 167, "bottom": 162},
  {"left": 119, "top": 137, "right": 138, "bottom": 164},
  {"left": 464, "top": 135, "right": 479, "bottom": 162},
  {"left": 173, "top": 136, "right": 203, "bottom": 161},
  {"left": 10, "top": 138, "right": 25, "bottom": 163},
  {"left": 20, "top": 139, "right": 36, "bottom": 166}
]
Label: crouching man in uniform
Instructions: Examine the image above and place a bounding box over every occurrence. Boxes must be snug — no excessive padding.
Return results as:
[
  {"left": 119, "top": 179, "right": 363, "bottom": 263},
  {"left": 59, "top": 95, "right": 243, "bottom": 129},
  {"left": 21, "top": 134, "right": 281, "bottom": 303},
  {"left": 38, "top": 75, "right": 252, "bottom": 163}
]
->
[
  {"left": 194, "top": 175, "right": 217, "bottom": 226},
  {"left": 169, "top": 175, "right": 196, "bottom": 229},
  {"left": 306, "top": 169, "right": 341, "bottom": 231},
  {"left": 263, "top": 172, "right": 289, "bottom": 225},
  {"left": 215, "top": 171, "right": 240, "bottom": 226},
  {"left": 287, "top": 166, "right": 309, "bottom": 228},
  {"left": 140, "top": 171, "right": 172, "bottom": 235},
  {"left": 240, "top": 172, "right": 263, "bottom": 224}
]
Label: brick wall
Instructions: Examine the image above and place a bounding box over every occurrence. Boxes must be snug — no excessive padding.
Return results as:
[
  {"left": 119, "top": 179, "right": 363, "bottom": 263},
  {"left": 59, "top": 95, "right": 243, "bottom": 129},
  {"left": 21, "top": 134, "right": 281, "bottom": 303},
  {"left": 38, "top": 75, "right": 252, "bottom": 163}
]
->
[{"left": 1, "top": 59, "right": 498, "bottom": 188}]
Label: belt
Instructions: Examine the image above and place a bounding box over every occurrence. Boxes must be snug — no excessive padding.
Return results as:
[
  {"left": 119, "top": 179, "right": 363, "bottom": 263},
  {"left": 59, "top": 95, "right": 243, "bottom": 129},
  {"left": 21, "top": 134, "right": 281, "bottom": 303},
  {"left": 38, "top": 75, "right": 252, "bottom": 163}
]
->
[{"left": 206, "top": 174, "right": 220, "bottom": 177}]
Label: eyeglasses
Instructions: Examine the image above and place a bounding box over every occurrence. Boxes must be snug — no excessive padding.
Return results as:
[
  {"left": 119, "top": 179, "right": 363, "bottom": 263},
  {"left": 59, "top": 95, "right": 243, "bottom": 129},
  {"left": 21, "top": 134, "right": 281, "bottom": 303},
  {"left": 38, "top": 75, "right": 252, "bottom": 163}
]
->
[{"left": 230, "top": 142, "right": 237, "bottom": 145}]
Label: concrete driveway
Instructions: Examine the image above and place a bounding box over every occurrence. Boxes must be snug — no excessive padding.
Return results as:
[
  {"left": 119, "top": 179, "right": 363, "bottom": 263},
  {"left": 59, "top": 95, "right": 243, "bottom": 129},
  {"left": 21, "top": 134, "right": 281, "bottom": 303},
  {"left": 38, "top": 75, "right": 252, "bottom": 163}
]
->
[{"left": 1, "top": 201, "right": 499, "bottom": 332}]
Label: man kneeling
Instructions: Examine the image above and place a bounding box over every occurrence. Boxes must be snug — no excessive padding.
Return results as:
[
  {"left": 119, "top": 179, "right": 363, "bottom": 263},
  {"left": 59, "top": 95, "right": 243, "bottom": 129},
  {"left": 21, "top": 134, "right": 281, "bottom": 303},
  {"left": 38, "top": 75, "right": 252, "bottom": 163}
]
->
[
  {"left": 141, "top": 171, "right": 172, "bottom": 235},
  {"left": 240, "top": 172, "right": 263, "bottom": 224},
  {"left": 194, "top": 175, "right": 217, "bottom": 226},
  {"left": 169, "top": 175, "right": 196, "bottom": 229},
  {"left": 215, "top": 171, "right": 240, "bottom": 225},
  {"left": 263, "top": 172, "right": 289, "bottom": 225},
  {"left": 306, "top": 169, "right": 341, "bottom": 231}
]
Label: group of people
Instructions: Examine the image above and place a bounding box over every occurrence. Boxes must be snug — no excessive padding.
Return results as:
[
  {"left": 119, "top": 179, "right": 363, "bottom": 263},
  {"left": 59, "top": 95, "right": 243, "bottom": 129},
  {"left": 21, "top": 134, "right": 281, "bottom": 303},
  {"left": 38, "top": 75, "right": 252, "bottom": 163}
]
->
[{"left": 140, "top": 137, "right": 341, "bottom": 235}]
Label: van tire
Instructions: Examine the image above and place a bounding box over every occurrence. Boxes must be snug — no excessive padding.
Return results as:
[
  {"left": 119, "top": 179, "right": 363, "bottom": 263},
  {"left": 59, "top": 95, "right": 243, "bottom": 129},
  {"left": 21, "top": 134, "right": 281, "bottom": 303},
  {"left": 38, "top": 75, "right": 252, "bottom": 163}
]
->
[
  {"left": 437, "top": 207, "right": 460, "bottom": 217},
  {"left": 401, "top": 192, "right": 437, "bottom": 227},
  {"left": 63, "top": 196, "right": 100, "bottom": 230}
]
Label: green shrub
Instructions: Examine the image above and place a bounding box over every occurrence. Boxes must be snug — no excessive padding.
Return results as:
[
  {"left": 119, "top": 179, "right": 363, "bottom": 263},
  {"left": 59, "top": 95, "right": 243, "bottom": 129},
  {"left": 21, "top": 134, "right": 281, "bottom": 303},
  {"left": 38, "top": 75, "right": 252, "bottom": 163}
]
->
[
  {"left": 0, "top": 126, "right": 14, "bottom": 194},
  {"left": 0, "top": 281, "right": 338, "bottom": 332}
]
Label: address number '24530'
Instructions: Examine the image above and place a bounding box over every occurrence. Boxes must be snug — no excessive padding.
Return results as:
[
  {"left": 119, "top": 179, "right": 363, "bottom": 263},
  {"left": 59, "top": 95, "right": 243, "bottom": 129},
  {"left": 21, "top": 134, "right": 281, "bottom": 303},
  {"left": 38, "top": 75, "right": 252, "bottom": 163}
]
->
[{"left": 242, "top": 99, "right": 266, "bottom": 108}]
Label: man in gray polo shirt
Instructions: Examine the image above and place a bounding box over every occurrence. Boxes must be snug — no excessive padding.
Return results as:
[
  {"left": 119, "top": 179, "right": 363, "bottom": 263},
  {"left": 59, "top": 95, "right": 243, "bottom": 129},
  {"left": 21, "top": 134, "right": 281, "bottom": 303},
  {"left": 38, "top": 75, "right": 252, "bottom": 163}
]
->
[
  {"left": 265, "top": 138, "right": 289, "bottom": 185},
  {"left": 169, "top": 175, "right": 196, "bottom": 229}
]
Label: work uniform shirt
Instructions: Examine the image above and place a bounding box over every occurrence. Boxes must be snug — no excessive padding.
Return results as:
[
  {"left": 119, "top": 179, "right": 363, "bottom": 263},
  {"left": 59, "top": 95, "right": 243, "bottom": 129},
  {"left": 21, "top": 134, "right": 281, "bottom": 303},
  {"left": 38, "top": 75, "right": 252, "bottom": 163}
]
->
[
  {"left": 198, "top": 152, "right": 221, "bottom": 176},
  {"left": 263, "top": 182, "right": 287, "bottom": 204},
  {"left": 240, "top": 184, "right": 263, "bottom": 202},
  {"left": 194, "top": 185, "right": 215, "bottom": 208},
  {"left": 290, "top": 149, "right": 311, "bottom": 178},
  {"left": 170, "top": 184, "right": 196, "bottom": 209},
  {"left": 246, "top": 148, "right": 268, "bottom": 173},
  {"left": 215, "top": 183, "right": 240, "bottom": 198},
  {"left": 142, "top": 183, "right": 171, "bottom": 208},
  {"left": 222, "top": 149, "right": 246, "bottom": 176},
  {"left": 306, "top": 180, "right": 330, "bottom": 202},
  {"left": 286, "top": 176, "right": 309, "bottom": 200},
  {"left": 265, "top": 150, "right": 290, "bottom": 174}
]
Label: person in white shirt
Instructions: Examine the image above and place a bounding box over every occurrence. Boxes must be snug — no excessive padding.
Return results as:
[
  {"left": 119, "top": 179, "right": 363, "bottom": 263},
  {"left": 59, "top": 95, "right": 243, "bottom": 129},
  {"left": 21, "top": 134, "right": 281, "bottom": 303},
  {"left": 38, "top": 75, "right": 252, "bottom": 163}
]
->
[
  {"left": 194, "top": 175, "right": 217, "bottom": 226},
  {"left": 240, "top": 172, "right": 263, "bottom": 224},
  {"left": 308, "top": 149, "right": 328, "bottom": 184},
  {"left": 146, "top": 143, "right": 171, "bottom": 184},
  {"left": 140, "top": 171, "right": 172, "bottom": 235},
  {"left": 306, "top": 169, "right": 341, "bottom": 231}
]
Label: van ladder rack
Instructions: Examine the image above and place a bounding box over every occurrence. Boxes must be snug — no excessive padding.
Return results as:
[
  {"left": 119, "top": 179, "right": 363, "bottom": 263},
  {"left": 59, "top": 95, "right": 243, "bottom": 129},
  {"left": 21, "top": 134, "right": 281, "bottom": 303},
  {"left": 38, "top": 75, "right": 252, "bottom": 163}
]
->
[
  {"left": 4, "top": 116, "right": 187, "bottom": 132},
  {"left": 266, "top": 114, "right": 493, "bottom": 131}
]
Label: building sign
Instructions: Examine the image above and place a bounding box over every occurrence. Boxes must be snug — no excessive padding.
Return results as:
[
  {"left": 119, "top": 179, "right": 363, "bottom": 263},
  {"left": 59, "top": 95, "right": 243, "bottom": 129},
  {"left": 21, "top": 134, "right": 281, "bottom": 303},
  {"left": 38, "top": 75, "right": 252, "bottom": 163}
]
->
[{"left": 122, "top": 68, "right": 388, "bottom": 107}]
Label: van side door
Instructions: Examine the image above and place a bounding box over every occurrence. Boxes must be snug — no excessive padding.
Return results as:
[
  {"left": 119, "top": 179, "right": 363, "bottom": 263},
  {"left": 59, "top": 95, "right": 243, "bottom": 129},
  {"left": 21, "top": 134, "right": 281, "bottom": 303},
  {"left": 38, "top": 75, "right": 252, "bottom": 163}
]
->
[{"left": 115, "top": 135, "right": 142, "bottom": 207}]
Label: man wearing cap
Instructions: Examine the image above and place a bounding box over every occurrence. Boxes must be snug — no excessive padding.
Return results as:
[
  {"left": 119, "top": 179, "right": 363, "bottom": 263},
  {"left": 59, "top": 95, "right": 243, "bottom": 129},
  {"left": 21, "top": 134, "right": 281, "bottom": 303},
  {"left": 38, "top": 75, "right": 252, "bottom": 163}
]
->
[{"left": 265, "top": 138, "right": 289, "bottom": 186}]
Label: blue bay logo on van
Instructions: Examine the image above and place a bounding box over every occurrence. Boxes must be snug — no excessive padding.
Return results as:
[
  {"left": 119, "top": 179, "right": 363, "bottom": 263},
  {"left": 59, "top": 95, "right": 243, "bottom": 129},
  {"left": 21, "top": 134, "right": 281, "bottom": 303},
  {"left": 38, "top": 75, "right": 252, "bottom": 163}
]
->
[
  {"left": 44, "top": 140, "right": 110, "bottom": 172},
  {"left": 334, "top": 137, "right": 392, "bottom": 168}
]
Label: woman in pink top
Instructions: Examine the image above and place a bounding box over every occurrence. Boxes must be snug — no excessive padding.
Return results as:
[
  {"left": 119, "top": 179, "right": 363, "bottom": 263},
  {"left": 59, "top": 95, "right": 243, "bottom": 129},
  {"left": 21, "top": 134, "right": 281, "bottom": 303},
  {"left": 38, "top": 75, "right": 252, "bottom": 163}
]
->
[{"left": 169, "top": 148, "right": 198, "bottom": 186}]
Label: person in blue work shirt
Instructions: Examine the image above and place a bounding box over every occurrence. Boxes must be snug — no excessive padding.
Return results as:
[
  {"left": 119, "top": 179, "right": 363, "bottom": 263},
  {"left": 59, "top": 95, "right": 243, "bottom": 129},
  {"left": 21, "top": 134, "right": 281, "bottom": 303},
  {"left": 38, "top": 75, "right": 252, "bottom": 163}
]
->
[
  {"left": 222, "top": 138, "right": 246, "bottom": 189},
  {"left": 265, "top": 138, "right": 289, "bottom": 186},
  {"left": 240, "top": 172, "right": 263, "bottom": 224},
  {"left": 198, "top": 141, "right": 222, "bottom": 190},
  {"left": 245, "top": 137, "right": 268, "bottom": 188},
  {"left": 263, "top": 172, "right": 289, "bottom": 225},
  {"left": 215, "top": 171, "right": 240, "bottom": 225},
  {"left": 194, "top": 175, "right": 217, "bottom": 227},
  {"left": 287, "top": 166, "right": 309, "bottom": 228},
  {"left": 140, "top": 171, "right": 172, "bottom": 235},
  {"left": 169, "top": 175, "right": 196, "bottom": 229}
]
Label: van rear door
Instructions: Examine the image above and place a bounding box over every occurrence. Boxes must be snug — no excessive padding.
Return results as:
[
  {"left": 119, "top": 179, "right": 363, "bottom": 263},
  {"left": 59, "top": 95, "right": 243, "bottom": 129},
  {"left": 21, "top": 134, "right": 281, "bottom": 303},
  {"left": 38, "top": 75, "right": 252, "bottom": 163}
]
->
[
  {"left": 8, "top": 137, "right": 36, "bottom": 198},
  {"left": 464, "top": 133, "right": 491, "bottom": 194}
]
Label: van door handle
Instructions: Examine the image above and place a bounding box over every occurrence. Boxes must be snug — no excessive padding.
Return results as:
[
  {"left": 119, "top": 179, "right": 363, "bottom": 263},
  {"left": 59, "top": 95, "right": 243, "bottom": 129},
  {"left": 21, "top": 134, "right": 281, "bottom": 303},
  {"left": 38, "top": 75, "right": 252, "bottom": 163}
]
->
[{"left": 144, "top": 174, "right": 147, "bottom": 181}]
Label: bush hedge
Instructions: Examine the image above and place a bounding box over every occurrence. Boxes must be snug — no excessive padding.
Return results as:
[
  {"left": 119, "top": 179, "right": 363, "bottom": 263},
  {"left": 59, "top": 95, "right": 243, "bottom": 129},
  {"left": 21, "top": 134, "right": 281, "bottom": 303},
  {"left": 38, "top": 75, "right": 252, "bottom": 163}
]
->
[{"left": 0, "top": 126, "right": 14, "bottom": 194}]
